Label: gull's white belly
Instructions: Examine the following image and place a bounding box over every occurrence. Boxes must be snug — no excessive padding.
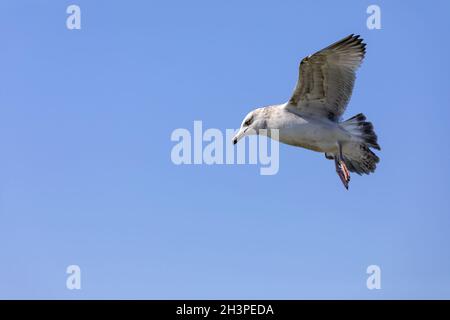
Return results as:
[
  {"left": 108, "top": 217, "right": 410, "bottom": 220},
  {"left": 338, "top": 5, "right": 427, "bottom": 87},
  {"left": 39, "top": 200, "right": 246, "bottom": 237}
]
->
[{"left": 275, "top": 116, "right": 348, "bottom": 153}]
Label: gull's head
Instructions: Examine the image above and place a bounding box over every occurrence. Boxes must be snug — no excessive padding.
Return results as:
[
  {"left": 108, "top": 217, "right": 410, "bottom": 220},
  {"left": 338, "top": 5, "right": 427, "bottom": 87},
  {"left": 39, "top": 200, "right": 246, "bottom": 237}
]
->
[{"left": 232, "top": 108, "right": 267, "bottom": 145}]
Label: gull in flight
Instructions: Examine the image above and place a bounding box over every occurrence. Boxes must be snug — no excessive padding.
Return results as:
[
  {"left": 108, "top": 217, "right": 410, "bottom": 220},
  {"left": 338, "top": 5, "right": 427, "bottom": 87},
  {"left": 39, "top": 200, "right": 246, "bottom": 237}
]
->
[{"left": 232, "top": 34, "right": 380, "bottom": 189}]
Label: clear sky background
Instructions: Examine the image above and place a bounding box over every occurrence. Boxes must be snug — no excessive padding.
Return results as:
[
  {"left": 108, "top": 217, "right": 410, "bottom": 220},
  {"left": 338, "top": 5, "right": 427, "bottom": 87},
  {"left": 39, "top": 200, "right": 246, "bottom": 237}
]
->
[{"left": 1, "top": 0, "right": 449, "bottom": 299}]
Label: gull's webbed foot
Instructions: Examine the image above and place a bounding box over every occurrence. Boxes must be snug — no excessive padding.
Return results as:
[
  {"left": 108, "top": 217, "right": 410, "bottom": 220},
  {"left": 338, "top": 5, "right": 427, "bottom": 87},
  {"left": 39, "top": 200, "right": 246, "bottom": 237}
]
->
[{"left": 335, "top": 158, "right": 350, "bottom": 190}]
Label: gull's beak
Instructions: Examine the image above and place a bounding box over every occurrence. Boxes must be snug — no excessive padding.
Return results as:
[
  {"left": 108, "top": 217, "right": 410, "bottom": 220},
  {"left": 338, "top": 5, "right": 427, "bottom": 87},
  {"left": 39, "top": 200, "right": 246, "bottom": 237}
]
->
[{"left": 232, "top": 127, "right": 247, "bottom": 145}]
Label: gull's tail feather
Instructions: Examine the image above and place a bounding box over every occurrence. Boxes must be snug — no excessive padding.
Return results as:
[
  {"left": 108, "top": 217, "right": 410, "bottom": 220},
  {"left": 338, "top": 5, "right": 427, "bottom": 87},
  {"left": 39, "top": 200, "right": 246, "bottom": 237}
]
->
[
  {"left": 342, "top": 113, "right": 380, "bottom": 150},
  {"left": 342, "top": 143, "right": 380, "bottom": 175},
  {"left": 340, "top": 113, "right": 380, "bottom": 175}
]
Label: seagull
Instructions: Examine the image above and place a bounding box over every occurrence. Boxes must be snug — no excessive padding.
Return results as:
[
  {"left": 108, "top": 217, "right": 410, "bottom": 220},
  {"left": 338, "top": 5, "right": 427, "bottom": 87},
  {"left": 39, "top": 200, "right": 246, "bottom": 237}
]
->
[{"left": 232, "top": 34, "right": 380, "bottom": 189}]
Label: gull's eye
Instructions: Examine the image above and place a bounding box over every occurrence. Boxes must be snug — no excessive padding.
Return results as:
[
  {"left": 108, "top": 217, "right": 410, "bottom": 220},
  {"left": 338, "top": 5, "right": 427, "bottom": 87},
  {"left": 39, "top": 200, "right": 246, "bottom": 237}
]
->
[{"left": 244, "top": 117, "right": 253, "bottom": 126}]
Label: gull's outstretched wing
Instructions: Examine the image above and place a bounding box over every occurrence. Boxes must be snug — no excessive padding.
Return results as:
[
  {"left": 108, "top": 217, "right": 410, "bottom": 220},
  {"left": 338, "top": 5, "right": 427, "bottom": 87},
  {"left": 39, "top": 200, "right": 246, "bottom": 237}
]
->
[{"left": 288, "top": 34, "right": 366, "bottom": 121}]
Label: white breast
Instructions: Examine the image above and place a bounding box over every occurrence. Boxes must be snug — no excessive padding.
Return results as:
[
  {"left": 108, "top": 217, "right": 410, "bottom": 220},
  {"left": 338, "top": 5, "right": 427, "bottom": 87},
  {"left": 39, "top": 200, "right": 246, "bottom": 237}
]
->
[{"left": 270, "top": 108, "right": 344, "bottom": 153}]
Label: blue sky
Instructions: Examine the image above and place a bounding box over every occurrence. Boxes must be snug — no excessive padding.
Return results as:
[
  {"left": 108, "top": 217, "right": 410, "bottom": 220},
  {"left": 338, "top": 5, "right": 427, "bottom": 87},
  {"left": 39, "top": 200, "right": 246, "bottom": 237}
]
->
[{"left": 1, "top": 0, "right": 450, "bottom": 299}]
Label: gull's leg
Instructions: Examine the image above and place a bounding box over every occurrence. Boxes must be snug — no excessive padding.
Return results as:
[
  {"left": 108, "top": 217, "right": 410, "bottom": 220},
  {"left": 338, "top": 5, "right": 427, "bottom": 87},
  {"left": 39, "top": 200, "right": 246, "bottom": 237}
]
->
[
  {"left": 335, "top": 144, "right": 350, "bottom": 190},
  {"left": 339, "top": 143, "right": 350, "bottom": 183}
]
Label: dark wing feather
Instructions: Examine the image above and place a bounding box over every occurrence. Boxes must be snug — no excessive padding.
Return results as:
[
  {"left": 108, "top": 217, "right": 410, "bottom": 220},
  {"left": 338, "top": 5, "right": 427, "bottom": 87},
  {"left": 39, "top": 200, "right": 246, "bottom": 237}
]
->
[{"left": 288, "top": 34, "right": 366, "bottom": 120}]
